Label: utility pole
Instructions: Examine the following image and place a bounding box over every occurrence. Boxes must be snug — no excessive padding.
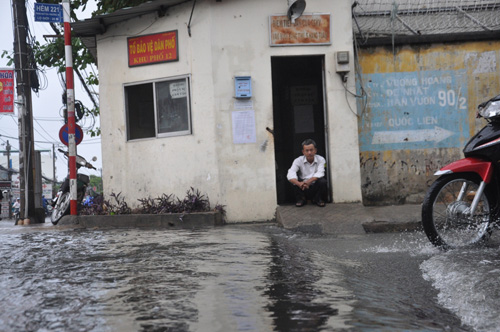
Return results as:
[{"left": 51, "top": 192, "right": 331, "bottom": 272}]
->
[
  {"left": 6, "top": 140, "right": 12, "bottom": 219},
  {"left": 62, "top": 0, "right": 78, "bottom": 216},
  {"left": 13, "top": 0, "right": 39, "bottom": 223}
]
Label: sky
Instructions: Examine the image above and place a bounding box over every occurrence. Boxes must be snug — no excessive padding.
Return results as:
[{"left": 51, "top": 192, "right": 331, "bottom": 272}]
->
[{"left": 0, "top": 0, "right": 101, "bottom": 182}]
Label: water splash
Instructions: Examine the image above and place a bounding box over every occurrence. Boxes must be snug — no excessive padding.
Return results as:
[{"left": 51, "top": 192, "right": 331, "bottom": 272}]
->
[
  {"left": 361, "top": 233, "right": 440, "bottom": 256},
  {"left": 421, "top": 248, "right": 500, "bottom": 331}
]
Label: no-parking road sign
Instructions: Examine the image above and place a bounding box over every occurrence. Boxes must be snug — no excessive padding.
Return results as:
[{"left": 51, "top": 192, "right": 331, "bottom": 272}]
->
[{"left": 59, "top": 124, "right": 83, "bottom": 146}]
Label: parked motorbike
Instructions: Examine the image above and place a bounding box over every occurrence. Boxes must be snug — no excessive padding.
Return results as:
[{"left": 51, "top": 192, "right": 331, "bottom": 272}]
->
[
  {"left": 422, "top": 94, "right": 500, "bottom": 249},
  {"left": 45, "top": 201, "right": 53, "bottom": 217},
  {"left": 13, "top": 206, "right": 20, "bottom": 222},
  {"left": 51, "top": 149, "right": 96, "bottom": 225}
]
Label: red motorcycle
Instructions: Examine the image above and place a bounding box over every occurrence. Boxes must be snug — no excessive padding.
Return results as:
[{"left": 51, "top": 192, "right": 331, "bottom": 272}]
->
[{"left": 422, "top": 94, "right": 500, "bottom": 249}]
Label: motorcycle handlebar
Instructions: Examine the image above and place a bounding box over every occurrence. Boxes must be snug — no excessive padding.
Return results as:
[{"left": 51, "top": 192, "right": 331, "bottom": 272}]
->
[{"left": 57, "top": 148, "right": 96, "bottom": 170}]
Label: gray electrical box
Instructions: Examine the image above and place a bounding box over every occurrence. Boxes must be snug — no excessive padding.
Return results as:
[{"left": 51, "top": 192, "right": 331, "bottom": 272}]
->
[{"left": 335, "top": 51, "right": 350, "bottom": 73}]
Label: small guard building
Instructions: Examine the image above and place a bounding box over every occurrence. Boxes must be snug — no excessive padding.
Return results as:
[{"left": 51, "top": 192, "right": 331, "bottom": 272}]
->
[{"left": 72, "top": 0, "right": 362, "bottom": 222}]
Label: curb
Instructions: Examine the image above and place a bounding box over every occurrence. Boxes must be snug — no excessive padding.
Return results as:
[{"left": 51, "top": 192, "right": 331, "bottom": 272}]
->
[
  {"left": 58, "top": 211, "right": 224, "bottom": 229},
  {"left": 276, "top": 203, "right": 423, "bottom": 235},
  {"left": 362, "top": 220, "right": 423, "bottom": 233}
]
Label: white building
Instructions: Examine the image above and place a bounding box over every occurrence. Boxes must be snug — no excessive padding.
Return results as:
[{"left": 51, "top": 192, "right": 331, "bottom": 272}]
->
[
  {"left": 73, "top": 0, "right": 362, "bottom": 222},
  {"left": 2, "top": 153, "right": 55, "bottom": 180}
]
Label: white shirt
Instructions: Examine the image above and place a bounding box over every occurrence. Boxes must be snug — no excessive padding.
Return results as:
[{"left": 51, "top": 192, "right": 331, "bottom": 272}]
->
[{"left": 287, "top": 155, "right": 326, "bottom": 182}]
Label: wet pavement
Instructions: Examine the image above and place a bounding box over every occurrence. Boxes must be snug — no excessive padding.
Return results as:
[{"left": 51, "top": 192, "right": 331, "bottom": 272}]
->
[
  {"left": 1, "top": 203, "right": 500, "bottom": 331},
  {"left": 0, "top": 220, "right": 470, "bottom": 331},
  {"left": 277, "top": 202, "right": 422, "bottom": 234}
]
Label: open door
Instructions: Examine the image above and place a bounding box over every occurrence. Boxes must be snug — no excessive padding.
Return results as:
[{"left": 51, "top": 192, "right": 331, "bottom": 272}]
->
[{"left": 271, "top": 55, "right": 330, "bottom": 205}]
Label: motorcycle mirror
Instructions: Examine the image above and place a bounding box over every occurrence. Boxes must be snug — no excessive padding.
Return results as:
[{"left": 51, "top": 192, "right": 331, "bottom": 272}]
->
[{"left": 92, "top": 156, "right": 97, "bottom": 162}]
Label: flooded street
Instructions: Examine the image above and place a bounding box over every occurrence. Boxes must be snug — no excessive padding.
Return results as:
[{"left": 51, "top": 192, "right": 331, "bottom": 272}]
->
[{"left": 0, "top": 220, "right": 499, "bottom": 331}]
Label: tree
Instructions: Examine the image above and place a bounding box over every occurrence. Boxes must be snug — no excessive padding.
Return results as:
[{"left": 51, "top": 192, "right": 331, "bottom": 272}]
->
[
  {"left": 3, "top": 0, "right": 150, "bottom": 137},
  {"left": 89, "top": 174, "right": 103, "bottom": 194}
]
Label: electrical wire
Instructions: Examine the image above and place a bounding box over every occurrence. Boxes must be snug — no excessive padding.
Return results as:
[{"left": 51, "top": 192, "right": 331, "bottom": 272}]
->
[
  {"left": 23, "top": 0, "right": 101, "bottom": 137},
  {"left": 24, "top": 0, "right": 43, "bottom": 94},
  {"left": 33, "top": 117, "right": 59, "bottom": 142},
  {"left": 346, "top": 2, "right": 370, "bottom": 119},
  {"left": 97, "top": 14, "right": 160, "bottom": 42},
  {"left": 0, "top": 134, "right": 19, "bottom": 140}
]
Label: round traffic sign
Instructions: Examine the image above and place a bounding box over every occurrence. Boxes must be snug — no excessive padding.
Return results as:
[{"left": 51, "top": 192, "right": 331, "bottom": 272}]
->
[{"left": 59, "top": 124, "right": 84, "bottom": 146}]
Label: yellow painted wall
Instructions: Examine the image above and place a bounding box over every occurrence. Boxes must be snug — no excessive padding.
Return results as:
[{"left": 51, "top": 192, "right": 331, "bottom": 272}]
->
[{"left": 357, "top": 41, "right": 500, "bottom": 205}]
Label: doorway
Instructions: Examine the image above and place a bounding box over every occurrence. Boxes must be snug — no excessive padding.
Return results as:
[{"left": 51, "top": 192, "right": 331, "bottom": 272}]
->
[{"left": 271, "top": 55, "right": 329, "bottom": 205}]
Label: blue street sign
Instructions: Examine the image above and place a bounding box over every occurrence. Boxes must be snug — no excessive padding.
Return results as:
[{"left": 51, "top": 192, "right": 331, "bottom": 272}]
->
[{"left": 34, "top": 3, "right": 63, "bottom": 23}]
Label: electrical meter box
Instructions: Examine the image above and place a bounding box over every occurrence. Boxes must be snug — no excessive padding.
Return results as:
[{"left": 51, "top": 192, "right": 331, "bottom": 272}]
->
[
  {"left": 234, "top": 76, "right": 252, "bottom": 98},
  {"left": 335, "top": 51, "right": 350, "bottom": 73}
]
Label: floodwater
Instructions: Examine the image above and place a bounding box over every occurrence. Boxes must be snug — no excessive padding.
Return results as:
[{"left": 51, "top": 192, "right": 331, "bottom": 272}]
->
[{"left": 0, "top": 220, "right": 499, "bottom": 331}]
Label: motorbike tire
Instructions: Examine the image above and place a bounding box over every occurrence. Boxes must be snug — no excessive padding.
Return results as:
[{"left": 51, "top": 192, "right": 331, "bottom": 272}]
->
[
  {"left": 51, "top": 192, "right": 71, "bottom": 225},
  {"left": 422, "top": 173, "right": 493, "bottom": 249}
]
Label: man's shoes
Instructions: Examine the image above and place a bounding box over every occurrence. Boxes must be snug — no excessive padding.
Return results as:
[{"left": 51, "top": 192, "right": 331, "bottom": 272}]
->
[
  {"left": 295, "top": 200, "right": 306, "bottom": 207},
  {"left": 315, "top": 200, "right": 325, "bottom": 207}
]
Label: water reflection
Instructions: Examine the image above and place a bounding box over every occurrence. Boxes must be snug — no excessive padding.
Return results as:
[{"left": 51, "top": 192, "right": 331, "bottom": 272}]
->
[
  {"left": 265, "top": 237, "right": 339, "bottom": 331},
  {"left": 0, "top": 226, "right": 351, "bottom": 331}
]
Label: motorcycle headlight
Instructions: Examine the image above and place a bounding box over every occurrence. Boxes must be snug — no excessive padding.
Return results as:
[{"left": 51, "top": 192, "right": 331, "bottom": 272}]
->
[
  {"left": 76, "top": 155, "right": 87, "bottom": 167},
  {"left": 479, "top": 100, "right": 500, "bottom": 119}
]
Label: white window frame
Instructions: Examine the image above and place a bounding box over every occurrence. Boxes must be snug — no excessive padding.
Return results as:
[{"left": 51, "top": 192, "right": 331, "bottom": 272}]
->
[{"left": 124, "top": 74, "right": 192, "bottom": 141}]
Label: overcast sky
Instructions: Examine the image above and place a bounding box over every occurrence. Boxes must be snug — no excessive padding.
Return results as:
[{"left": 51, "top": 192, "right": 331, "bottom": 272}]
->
[{"left": 0, "top": 0, "right": 101, "bottom": 182}]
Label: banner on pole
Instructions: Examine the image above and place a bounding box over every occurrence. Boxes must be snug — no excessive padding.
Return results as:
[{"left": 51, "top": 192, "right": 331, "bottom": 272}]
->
[{"left": 0, "top": 69, "right": 14, "bottom": 114}]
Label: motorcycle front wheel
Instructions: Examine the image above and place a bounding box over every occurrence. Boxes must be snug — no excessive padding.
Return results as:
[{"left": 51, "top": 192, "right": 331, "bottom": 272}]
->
[
  {"left": 51, "top": 192, "right": 71, "bottom": 225},
  {"left": 422, "top": 173, "right": 493, "bottom": 249}
]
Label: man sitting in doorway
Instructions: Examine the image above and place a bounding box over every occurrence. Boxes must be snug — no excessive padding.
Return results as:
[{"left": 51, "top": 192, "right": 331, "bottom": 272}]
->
[{"left": 287, "top": 139, "right": 327, "bottom": 207}]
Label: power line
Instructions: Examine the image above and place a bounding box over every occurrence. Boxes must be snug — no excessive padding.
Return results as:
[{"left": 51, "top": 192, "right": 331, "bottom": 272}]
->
[{"left": 34, "top": 117, "right": 59, "bottom": 142}]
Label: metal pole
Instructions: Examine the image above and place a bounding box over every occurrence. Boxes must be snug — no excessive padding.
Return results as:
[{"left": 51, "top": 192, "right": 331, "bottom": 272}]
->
[
  {"left": 62, "top": 0, "right": 77, "bottom": 215},
  {"left": 52, "top": 144, "right": 56, "bottom": 197},
  {"left": 6, "top": 140, "right": 12, "bottom": 219}
]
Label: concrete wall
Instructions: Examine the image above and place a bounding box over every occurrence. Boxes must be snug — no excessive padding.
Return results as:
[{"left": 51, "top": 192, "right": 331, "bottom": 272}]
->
[
  {"left": 97, "top": 0, "right": 362, "bottom": 222},
  {"left": 357, "top": 41, "right": 500, "bottom": 205}
]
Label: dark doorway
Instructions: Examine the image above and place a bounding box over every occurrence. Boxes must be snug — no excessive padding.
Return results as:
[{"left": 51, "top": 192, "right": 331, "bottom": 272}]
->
[{"left": 271, "top": 56, "right": 328, "bottom": 205}]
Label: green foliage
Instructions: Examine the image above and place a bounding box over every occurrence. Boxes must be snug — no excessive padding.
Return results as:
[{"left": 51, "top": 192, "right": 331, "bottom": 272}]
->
[
  {"left": 6, "top": 0, "right": 151, "bottom": 137},
  {"left": 88, "top": 174, "right": 103, "bottom": 194},
  {"left": 94, "top": 0, "right": 151, "bottom": 15},
  {"left": 80, "top": 189, "right": 227, "bottom": 222},
  {"left": 1, "top": 50, "right": 14, "bottom": 66}
]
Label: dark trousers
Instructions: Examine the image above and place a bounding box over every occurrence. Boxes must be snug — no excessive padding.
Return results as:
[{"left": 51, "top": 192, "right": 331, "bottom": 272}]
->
[{"left": 292, "top": 177, "right": 327, "bottom": 202}]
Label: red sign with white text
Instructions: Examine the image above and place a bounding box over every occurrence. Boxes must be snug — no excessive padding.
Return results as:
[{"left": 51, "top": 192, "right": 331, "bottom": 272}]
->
[
  {"left": 127, "top": 30, "right": 178, "bottom": 67},
  {"left": 0, "top": 69, "right": 14, "bottom": 113}
]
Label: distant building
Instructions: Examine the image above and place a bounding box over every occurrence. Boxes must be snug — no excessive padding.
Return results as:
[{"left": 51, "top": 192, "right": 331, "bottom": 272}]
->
[
  {"left": 0, "top": 152, "right": 53, "bottom": 218},
  {"left": 0, "top": 165, "right": 8, "bottom": 181},
  {"left": 3, "top": 153, "right": 55, "bottom": 180}
]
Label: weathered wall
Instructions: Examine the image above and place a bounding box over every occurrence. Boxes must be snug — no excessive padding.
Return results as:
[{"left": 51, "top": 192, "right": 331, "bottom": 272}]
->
[{"left": 357, "top": 41, "right": 500, "bottom": 205}]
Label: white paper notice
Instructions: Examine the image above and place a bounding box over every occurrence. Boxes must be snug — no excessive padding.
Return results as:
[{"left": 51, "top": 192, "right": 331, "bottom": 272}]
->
[
  {"left": 232, "top": 110, "right": 257, "bottom": 144},
  {"left": 170, "top": 81, "right": 187, "bottom": 99}
]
